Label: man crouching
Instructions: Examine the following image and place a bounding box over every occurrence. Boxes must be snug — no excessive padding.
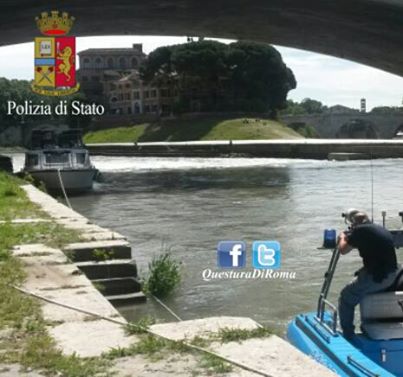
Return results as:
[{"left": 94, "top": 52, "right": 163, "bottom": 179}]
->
[{"left": 338, "top": 209, "right": 399, "bottom": 339}]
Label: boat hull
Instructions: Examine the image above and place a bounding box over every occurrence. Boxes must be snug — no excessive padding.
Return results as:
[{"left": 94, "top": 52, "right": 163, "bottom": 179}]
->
[
  {"left": 25, "top": 168, "right": 97, "bottom": 194},
  {"left": 287, "top": 312, "right": 398, "bottom": 377}
]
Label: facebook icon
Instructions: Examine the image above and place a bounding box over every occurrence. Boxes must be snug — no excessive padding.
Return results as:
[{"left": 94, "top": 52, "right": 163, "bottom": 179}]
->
[{"left": 217, "top": 241, "right": 246, "bottom": 268}]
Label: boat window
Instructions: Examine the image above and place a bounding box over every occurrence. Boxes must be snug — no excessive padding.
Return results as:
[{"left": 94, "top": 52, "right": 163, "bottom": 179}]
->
[
  {"left": 76, "top": 153, "right": 86, "bottom": 164},
  {"left": 25, "top": 154, "right": 38, "bottom": 166},
  {"left": 44, "top": 152, "right": 70, "bottom": 164}
]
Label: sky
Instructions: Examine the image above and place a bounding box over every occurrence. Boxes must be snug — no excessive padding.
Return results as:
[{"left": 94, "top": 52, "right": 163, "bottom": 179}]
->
[{"left": 0, "top": 35, "right": 402, "bottom": 111}]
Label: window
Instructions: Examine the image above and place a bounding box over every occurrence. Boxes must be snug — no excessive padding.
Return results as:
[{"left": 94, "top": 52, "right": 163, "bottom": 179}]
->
[
  {"left": 144, "top": 91, "right": 150, "bottom": 99},
  {"left": 151, "top": 90, "right": 157, "bottom": 98},
  {"left": 82, "top": 57, "right": 90, "bottom": 68},
  {"left": 76, "top": 153, "right": 86, "bottom": 165},
  {"left": 133, "top": 91, "right": 140, "bottom": 100},
  {"left": 44, "top": 152, "right": 70, "bottom": 164},
  {"left": 119, "top": 57, "right": 127, "bottom": 69},
  {"left": 128, "top": 107, "right": 132, "bottom": 114},
  {"left": 134, "top": 103, "right": 140, "bottom": 114},
  {"left": 125, "top": 93, "right": 131, "bottom": 100},
  {"left": 131, "top": 57, "right": 138, "bottom": 68},
  {"left": 91, "top": 76, "right": 99, "bottom": 82},
  {"left": 126, "top": 83, "right": 131, "bottom": 89},
  {"left": 144, "top": 105, "right": 150, "bottom": 113},
  {"left": 25, "top": 154, "right": 38, "bottom": 167},
  {"left": 152, "top": 104, "right": 158, "bottom": 113},
  {"left": 111, "top": 96, "right": 118, "bottom": 103},
  {"left": 82, "top": 76, "right": 89, "bottom": 82},
  {"left": 161, "top": 89, "right": 170, "bottom": 97},
  {"left": 107, "top": 57, "right": 114, "bottom": 69},
  {"left": 110, "top": 83, "right": 116, "bottom": 90},
  {"left": 95, "top": 57, "right": 102, "bottom": 68}
]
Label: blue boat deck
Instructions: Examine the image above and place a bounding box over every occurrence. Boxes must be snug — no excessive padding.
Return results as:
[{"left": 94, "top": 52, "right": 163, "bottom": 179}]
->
[{"left": 288, "top": 312, "right": 403, "bottom": 377}]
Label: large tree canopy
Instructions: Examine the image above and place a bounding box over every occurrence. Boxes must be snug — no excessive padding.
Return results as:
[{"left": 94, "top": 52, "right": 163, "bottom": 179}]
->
[{"left": 141, "top": 40, "right": 296, "bottom": 114}]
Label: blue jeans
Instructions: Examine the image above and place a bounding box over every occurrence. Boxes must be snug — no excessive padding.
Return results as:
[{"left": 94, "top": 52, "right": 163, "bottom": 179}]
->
[{"left": 338, "top": 268, "right": 399, "bottom": 338}]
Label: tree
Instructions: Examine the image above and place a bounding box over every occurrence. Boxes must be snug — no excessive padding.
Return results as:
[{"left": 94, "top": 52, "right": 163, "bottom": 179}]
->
[
  {"left": 300, "top": 98, "right": 326, "bottom": 114},
  {"left": 0, "top": 77, "right": 91, "bottom": 129},
  {"left": 141, "top": 40, "right": 296, "bottom": 115},
  {"left": 371, "top": 106, "right": 403, "bottom": 114}
]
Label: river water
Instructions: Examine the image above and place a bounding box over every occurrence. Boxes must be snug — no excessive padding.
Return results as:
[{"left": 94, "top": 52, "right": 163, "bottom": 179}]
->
[{"left": 9, "top": 154, "right": 403, "bottom": 333}]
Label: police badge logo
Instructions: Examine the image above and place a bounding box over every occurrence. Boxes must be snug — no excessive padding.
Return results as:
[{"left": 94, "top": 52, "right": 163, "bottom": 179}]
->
[{"left": 32, "top": 11, "right": 80, "bottom": 96}]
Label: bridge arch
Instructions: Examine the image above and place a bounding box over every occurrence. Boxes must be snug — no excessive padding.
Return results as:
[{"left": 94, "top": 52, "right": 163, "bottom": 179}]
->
[
  {"left": 393, "top": 124, "right": 403, "bottom": 138},
  {"left": 336, "top": 119, "right": 379, "bottom": 139},
  {"left": 1, "top": 1, "right": 403, "bottom": 77}
]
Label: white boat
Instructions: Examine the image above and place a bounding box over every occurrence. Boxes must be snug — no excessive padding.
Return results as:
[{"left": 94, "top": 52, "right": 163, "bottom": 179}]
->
[{"left": 23, "top": 129, "right": 97, "bottom": 194}]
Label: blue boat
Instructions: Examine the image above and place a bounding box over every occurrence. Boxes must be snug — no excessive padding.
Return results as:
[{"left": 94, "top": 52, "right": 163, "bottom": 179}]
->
[{"left": 287, "top": 218, "right": 403, "bottom": 377}]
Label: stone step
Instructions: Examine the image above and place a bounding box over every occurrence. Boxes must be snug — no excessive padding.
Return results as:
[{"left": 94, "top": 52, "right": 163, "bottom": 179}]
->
[
  {"left": 63, "top": 240, "right": 132, "bottom": 262},
  {"left": 92, "top": 277, "right": 142, "bottom": 296},
  {"left": 76, "top": 259, "right": 138, "bottom": 280},
  {"left": 105, "top": 291, "right": 147, "bottom": 305}
]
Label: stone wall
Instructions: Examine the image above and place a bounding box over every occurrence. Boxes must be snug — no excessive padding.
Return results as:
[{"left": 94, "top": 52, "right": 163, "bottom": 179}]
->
[{"left": 280, "top": 113, "right": 403, "bottom": 139}]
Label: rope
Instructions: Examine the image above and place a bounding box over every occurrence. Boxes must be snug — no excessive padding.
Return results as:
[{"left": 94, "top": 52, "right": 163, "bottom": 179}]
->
[
  {"left": 56, "top": 168, "right": 72, "bottom": 209},
  {"left": 151, "top": 294, "right": 183, "bottom": 321},
  {"left": 12, "top": 285, "right": 274, "bottom": 377}
]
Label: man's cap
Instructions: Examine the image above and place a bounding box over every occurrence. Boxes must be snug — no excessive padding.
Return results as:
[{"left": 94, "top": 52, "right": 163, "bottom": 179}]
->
[{"left": 345, "top": 208, "right": 369, "bottom": 225}]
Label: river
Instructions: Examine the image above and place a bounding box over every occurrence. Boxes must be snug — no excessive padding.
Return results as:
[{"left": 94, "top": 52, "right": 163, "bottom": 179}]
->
[{"left": 9, "top": 154, "right": 403, "bottom": 333}]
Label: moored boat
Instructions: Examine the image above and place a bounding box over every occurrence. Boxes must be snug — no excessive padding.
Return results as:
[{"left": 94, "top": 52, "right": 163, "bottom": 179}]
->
[{"left": 23, "top": 129, "right": 97, "bottom": 194}]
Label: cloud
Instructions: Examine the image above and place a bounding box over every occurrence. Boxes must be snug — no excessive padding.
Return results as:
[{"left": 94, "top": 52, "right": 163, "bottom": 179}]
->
[{"left": 276, "top": 46, "right": 403, "bottom": 109}]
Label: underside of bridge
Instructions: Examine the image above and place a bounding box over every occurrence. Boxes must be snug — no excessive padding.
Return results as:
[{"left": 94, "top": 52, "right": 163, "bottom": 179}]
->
[{"left": 1, "top": 1, "right": 403, "bottom": 77}]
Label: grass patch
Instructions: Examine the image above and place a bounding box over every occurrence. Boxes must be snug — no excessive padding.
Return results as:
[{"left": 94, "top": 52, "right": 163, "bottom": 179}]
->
[
  {"left": 0, "top": 172, "right": 46, "bottom": 220},
  {"left": 199, "top": 354, "right": 233, "bottom": 374},
  {"left": 0, "top": 172, "right": 110, "bottom": 376},
  {"left": 143, "top": 253, "right": 181, "bottom": 299},
  {"left": 0, "top": 257, "right": 110, "bottom": 376},
  {"left": 125, "top": 316, "right": 156, "bottom": 335},
  {"left": 105, "top": 334, "right": 187, "bottom": 363},
  {"left": 83, "top": 116, "right": 303, "bottom": 143},
  {"left": 217, "top": 326, "right": 272, "bottom": 343},
  {"left": 0, "top": 222, "right": 82, "bottom": 261},
  {"left": 84, "top": 124, "right": 147, "bottom": 143}
]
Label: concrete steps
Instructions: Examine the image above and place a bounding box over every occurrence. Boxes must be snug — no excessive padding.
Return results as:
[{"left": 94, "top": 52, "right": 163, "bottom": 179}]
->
[
  {"left": 21, "top": 184, "right": 147, "bottom": 307},
  {"left": 92, "top": 277, "right": 142, "bottom": 296},
  {"left": 63, "top": 240, "right": 132, "bottom": 262},
  {"left": 106, "top": 292, "right": 147, "bottom": 305},
  {"left": 75, "top": 259, "right": 138, "bottom": 280}
]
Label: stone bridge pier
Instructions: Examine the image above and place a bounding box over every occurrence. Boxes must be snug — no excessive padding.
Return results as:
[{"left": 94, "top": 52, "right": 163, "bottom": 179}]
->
[{"left": 280, "top": 113, "right": 403, "bottom": 139}]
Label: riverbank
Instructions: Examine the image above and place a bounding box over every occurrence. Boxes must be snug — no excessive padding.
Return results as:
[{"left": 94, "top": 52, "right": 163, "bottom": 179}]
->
[
  {"left": 0, "top": 171, "right": 337, "bottom": 376},
  {"left": 86, "top": 138, "right": 403, "bottom": 159},
  {"left": 83, "top": 117, "right": 303, "bottom": 143}
]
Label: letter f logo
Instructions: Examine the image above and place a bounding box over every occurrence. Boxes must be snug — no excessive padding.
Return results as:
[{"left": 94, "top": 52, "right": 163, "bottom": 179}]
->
[
  {"left": 229, "top": 244, "right": 243, "bottom": 267},
  {"left": 217, "top": 241, "right": 246, "bottom": 268}
]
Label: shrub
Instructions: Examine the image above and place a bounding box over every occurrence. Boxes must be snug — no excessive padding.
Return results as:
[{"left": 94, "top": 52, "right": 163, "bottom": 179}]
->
[{"left": 144, "top": 253, "right": 181, "bottom": 298}]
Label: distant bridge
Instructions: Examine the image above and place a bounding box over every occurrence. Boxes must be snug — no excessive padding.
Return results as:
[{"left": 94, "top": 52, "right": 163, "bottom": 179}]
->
[{"left": 280, "top": 113, "right": 403, "bottom": 139}]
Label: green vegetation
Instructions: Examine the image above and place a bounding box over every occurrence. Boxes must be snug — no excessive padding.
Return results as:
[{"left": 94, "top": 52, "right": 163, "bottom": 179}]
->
[
  {"left": 84, "top": 117, "right": 302, "bottom": 143},
  {"left": 84, "top": 124, "right": 147, "bottom": 143},
  {"left": 125, "top": 316, "right": 156, "bottom": 335},
  {"left": 0, "top": 172, "right": 108, "bottom": 376},
  {"left": 142, "top": 40, "right": 296, "bottom": 114},
  {"left": 217, "top": 326, "right": 272, "bottom": 343},
  {"left": 144, "top": 253, "right": 181, "bottom": 299},
  {"left": 0, "top": 258, "right": 110, "bottom": 377},
  {"left": 280, "top": 98, "right": 328, "bottom": 116},
  {"left": 287, "top": 122, "right": 319, "bottom": 138},
  {"left": 92, "top": 248, "right": 115, "bottom": 262},
  {"left": 199, "top": 354, "right": 233, "bottom": 374},
  {"left": 0, "top": 77, "right": 91, "bottom": 130},
  {"left": 0, "top": 172, "right": 46, "bottom": 219}
]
